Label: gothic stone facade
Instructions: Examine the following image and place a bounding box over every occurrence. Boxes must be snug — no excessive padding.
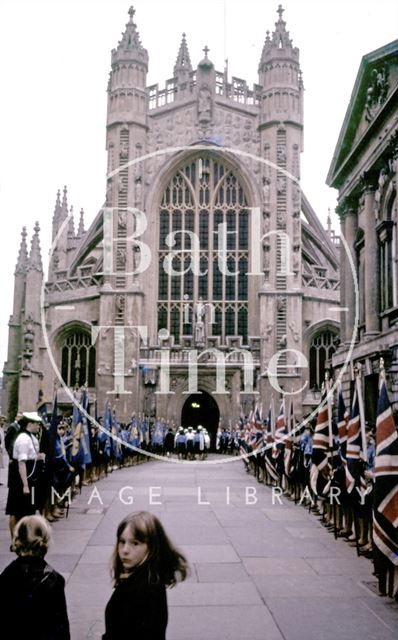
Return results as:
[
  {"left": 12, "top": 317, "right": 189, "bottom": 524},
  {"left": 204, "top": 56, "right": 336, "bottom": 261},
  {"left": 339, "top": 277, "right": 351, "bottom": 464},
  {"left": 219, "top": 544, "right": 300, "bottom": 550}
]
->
[
  {"left": 2, "top": 7, "right": 339, "bottom": 436},
  {"left": 327, "top": 39, "right": 398, "bottom": 419}
]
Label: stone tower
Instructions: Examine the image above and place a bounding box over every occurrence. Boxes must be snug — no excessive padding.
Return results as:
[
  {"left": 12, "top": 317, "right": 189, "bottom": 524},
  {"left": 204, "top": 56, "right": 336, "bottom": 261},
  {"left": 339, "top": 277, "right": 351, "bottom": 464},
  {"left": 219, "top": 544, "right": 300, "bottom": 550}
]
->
[
  {"left": 2, "top": 6, "right": 340, "bottom": 432},
  {"left": 257, "top": 4, "right": 305, "bottom": 398}
]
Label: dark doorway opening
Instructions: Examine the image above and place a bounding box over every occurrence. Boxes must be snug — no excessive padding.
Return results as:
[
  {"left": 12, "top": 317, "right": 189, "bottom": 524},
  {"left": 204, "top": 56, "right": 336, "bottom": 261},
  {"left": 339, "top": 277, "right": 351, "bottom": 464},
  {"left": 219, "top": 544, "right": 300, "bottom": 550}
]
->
[{"left": 181, "top": 391, "right": 220, "bottom": 450}]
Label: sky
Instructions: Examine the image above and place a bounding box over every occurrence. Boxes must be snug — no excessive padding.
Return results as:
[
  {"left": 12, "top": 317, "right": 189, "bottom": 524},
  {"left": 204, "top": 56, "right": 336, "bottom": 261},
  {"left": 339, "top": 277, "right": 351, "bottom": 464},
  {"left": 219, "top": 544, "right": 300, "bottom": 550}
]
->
[{"left": 0, "top": 0, "right": 397, "bottom": 369}]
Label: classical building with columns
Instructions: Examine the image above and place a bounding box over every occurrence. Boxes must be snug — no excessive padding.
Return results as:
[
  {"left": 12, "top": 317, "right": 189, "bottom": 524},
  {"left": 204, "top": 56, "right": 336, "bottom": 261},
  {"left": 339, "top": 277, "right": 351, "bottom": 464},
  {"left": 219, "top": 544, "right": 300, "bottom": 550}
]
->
[
  {"left": 327, "top": 39, "right": 398, "bottom": 418},
  {"left": 2, "top": 7, "right": 339, "bottom": 438}
]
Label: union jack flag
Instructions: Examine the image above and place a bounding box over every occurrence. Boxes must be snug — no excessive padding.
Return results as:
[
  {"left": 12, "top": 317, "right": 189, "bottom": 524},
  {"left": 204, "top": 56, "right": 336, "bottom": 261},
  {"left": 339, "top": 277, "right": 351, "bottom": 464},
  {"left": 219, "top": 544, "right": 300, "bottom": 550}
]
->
[
  {"left": 345, "top": 389, "right": 365, "bottom": 494},
  {"left": 337, "top": 387, "right": 348, "bottom": 463},
  {"left": 373, "top": 376, "right": 398, "bottom": 596},
  {"left": 310, "top": 392, "right": 331, "bottom": 496},
  {"left": 272, "top": 400, "right": 286, "bottom": 456}
]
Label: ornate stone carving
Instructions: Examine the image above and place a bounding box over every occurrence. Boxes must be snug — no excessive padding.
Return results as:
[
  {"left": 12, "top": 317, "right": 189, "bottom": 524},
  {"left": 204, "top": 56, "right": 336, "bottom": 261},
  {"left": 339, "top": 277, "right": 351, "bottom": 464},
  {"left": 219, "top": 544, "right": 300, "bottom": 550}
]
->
[
  {"left": 262, "top": 176, "right": 271, "bottom": 204},
  {"left": 23, "top": 314, "right": 35, "bottom": 355},
  {"left": 198, "top": 85, "right": 212, "bottom": 123},
  {"left": 118, "top": 212, "right": 126, "bottom": 229},
  {"left": 134, "top": 176, "right": 142, "bottom": 204},
  {"left": 277, "top": 176, "right": 286, "bottom": 195},
  {"left": 278, "top": 334, "right": 287, "bottom": 348},
  {"left": 289, "top": 321, "right": 300, "bottom": 342},
  {"left": 365, "top": 65, "right": 389, "bottom": 122},
  {"left": 120, "top": 140, "right": 129, "bottom": 159},
  {"left": 374, "top": 166, "right": 389, "bottom": 215},
  {"left": 117, "top": 246, "right": 126, "bottom": 267},
  {"left": 116, "top": 294, "right": 125, "bottom": 313},
  {"left": 276, "top": 296, "right": 286, "bottom": 312},
  {"left": 263, "top": 323, "right": 274, "bottom": 341}
]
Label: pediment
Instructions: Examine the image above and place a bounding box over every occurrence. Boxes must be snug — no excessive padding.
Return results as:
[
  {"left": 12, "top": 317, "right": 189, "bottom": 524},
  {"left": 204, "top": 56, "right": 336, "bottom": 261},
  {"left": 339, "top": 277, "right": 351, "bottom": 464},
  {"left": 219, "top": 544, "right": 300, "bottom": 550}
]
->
[{"left": 327, "top": 39, "right": 398, "bottom": 189}]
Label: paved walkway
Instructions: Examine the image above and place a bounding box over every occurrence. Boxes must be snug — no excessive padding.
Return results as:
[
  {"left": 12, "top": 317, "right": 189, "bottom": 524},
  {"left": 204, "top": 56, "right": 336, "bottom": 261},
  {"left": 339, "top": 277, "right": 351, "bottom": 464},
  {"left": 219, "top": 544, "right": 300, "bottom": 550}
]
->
[{"left": 0, "top": 456, "right": 397, "bottom": 640}]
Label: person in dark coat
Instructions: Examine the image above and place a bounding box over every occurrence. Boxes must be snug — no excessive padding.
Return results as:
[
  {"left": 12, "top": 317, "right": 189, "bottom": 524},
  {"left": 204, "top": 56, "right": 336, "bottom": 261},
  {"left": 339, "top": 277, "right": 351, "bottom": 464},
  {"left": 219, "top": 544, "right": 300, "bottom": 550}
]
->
[
  {"left": 163, "top": 428, "right": 175, "bottom": 458},
  {"left": 103, "top": 511, "right": 189, "bottom": 640},
  {"left": 0, "top": 514, "right": 70, "bottom": 639}
]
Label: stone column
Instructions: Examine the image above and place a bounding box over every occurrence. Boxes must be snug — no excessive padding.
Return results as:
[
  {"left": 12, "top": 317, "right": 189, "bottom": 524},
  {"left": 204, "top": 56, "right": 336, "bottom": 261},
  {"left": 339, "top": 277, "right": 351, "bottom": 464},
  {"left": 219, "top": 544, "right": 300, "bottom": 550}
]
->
[
  {"left": 363, "top": 187, "right": 379, "bottom": 335},
  {"left": 339, "top": 216, "right": 346, "bottom": 344},
  {"left": 343, "top": 204, "right": 358, "bottom": 344}
]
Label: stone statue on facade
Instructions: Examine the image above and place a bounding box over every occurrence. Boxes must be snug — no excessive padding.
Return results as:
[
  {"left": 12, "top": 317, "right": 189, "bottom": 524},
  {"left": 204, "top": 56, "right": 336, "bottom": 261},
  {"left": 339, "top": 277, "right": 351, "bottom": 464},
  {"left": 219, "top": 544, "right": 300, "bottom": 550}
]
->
[{"left": 194, "top": 300, "right": 205, "bottom": 344}]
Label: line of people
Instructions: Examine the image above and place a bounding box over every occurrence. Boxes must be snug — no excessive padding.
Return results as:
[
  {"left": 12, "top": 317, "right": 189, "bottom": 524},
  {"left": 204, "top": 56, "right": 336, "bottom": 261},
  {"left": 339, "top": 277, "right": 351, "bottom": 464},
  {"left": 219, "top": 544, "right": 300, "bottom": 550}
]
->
[
  {"left": 233, "top": 374, "right": 397, "bottom": 600},
  {"left": 2, "top": 410, "right": 150, "bottom": 539}
]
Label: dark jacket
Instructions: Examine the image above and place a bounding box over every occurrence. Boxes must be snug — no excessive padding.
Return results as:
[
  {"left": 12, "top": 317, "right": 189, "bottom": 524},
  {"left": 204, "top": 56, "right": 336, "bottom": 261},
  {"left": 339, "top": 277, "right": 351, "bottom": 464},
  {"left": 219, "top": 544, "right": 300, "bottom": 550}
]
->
[
  {"left": 103, "top": 566, "right": 168, "bottom": 639},
  {"left": 0, "top": 556, "right": 70, "bottom": 640}
]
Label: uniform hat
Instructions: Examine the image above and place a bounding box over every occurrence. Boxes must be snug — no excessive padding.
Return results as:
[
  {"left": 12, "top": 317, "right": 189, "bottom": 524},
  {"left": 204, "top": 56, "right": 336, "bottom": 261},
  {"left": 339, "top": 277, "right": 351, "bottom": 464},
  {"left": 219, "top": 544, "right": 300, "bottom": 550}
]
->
[{"left": 21, "top": 411, "right": 43, "bottom": 423}]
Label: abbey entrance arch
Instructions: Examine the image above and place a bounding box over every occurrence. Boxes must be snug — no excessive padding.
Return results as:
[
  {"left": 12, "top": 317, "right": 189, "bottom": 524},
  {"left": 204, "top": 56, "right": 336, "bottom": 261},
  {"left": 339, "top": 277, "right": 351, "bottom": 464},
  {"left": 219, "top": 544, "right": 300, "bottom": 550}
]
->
[{"left": 181, "top": 390, "right": 220, "bottom": 449}]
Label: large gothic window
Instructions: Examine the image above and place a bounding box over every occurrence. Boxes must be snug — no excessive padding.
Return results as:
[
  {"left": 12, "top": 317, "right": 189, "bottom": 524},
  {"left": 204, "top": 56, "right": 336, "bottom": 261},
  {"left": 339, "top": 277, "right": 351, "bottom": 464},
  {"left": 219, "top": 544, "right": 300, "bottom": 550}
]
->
[
  {"left": 309, "top": 329, "right": 338, "bottom": 390},
  {"left": 157, "top": 156, "right": 249, "bottom": 344},
  {"left": 60, "top": 331, "right": 96, "bottom": 388}
]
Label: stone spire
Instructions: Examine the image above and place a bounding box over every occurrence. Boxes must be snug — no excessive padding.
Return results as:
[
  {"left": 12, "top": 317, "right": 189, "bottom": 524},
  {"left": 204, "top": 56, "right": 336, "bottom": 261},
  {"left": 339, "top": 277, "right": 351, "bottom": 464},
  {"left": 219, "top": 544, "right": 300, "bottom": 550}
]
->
[
  {"left": 67, "top": 205, "right": 75, "bottom": 238},
  {"left": 112, "top": 6, "right": 148, "bottom": 66},
  {"left": 259, "top": 4, "right": 299, "bottom": 70},
  {"left": 61, "top": 185, "right": 68, "bottom": 217},
  {"left": 77, "top": 207, "right": 85, "bottom": 238},
  {"left": 15, "top": 226, "right": 28, "bottom": 275},
  {"left": 174, "top": 33, "right": 192, "bottom": 78},
  {"left": 52, "top": 188, "right": 68, "bottom": 241},
  {"left": 28, "top": 222, "right": 43, "bottom": 273},
  {"left": 327, "top": 208, "right": 332, "bottom": 236}
]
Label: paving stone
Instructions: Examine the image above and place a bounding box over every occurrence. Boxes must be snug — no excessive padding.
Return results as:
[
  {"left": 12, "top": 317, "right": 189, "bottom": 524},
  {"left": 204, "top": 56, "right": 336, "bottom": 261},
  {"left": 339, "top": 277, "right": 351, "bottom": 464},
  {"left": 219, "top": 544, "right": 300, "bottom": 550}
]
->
[
  {"left": 180, "top": 544, "right": 240, "bottom": 563},
  {"left": 253, "top": 573, "right": 370, "bottom": 598},
  {"left": 168, "top": 581, "right": 262, "bottom": 606},
  {"left": 242, "top": 557, "right": 317, "bottom": 577},
  {"left": 0, "top": 456, "right": 396, "bottom": 640},
  {"left": 265, "top": 596, "right": 398, "bottom": 640},
  {"left": 167, "top": 605, "right": 284, "bottom": 640},
  {"left": 195, "top": 562, "right": 251, "bottom": 583}
]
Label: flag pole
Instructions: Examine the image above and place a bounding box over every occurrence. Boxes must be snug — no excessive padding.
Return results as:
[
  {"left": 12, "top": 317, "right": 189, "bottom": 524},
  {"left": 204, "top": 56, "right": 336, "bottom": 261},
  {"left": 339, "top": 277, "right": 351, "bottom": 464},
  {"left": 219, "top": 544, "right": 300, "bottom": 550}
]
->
[
  {"left": 325, "top": 372, "right": 333, "bottom": 450},
  {"left": 355, "top": 364, "right": 367, "bottom": 462}
]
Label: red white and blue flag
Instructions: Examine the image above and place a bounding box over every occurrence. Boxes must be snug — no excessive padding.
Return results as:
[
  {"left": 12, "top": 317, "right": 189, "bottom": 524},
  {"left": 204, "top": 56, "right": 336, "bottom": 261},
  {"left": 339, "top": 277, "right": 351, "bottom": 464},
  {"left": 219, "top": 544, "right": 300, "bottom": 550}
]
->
[
  {"left": 337, "top": 387, "right": 348, "bottom": 463},
  {"left": 373, "top": 376, "right": 398, "bottom": 596},
  {"left": 310, "top": 391, "right": 331, "bottom": 496},
  {"left": 345, "top": 389, "right": 365, "bottom": 494}
]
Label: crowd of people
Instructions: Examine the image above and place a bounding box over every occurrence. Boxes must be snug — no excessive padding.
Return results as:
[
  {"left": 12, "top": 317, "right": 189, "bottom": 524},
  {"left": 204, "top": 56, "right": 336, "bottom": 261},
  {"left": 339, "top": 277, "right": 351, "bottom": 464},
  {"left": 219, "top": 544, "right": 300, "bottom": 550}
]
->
[
  {"left": 0, "top": 400, "right": 220, "bottom": 538},
  {"left": 228, "top": 372, "right": 397, "bottom": 601},
  {"left": 0, "top": 364, "right": 396, "bottom": 633}
]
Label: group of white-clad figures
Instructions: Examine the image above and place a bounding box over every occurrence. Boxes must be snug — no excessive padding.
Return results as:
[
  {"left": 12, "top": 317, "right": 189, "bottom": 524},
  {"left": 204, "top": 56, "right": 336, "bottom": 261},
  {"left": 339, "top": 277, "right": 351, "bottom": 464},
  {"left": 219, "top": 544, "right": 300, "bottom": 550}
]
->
[{"left": 171, "top": 425, "right": 211, "bottom": 460}]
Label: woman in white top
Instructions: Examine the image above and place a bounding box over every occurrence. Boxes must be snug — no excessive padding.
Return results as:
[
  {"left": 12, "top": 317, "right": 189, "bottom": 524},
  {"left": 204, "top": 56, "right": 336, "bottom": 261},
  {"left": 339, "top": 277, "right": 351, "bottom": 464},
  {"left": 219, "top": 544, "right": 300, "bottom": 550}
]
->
[{"left": 5, "top": 412, "right": 45, "bottom": 534}]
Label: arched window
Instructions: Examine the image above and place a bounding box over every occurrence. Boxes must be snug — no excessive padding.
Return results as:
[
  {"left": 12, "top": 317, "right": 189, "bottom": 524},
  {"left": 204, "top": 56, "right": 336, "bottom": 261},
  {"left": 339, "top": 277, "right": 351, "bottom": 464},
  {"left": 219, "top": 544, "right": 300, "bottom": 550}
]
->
[
  {"left": 60, "top": 331, "right": 96, "bottom": 388},
  {"left": 309, "top": 329, "right": 338, "bottom": 390},
  {"left": 157, "top": 156, "right": 249, "bottom": 344}
]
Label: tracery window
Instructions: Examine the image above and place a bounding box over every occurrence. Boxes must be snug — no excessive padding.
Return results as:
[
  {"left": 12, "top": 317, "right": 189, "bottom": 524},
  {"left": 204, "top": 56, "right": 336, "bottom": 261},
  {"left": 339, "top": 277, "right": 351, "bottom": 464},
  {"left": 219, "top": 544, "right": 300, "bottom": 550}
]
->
[
  {"left": 309, "top": 329, "right": 338, "bottom": 390},
  {"left": 157, "top": 156, "right": 249, "bottom": 344},
  {"left": 60, "top": 332, "right": 96, "bottom": 388}
]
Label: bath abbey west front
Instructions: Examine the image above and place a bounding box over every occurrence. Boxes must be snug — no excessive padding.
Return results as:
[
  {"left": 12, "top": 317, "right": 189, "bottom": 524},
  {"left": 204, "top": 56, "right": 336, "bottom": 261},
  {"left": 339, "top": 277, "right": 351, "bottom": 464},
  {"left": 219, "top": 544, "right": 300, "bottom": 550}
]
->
[{"left": 2, "top": 7, "right": 340, "bottom": 437}]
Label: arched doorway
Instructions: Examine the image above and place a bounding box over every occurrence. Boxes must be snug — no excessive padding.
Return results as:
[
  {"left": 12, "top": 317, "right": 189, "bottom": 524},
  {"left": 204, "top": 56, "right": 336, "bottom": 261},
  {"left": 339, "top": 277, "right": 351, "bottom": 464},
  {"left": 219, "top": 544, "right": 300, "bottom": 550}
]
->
[{"left": 181, "top": 391, "right": 220, "bottom": 449}]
